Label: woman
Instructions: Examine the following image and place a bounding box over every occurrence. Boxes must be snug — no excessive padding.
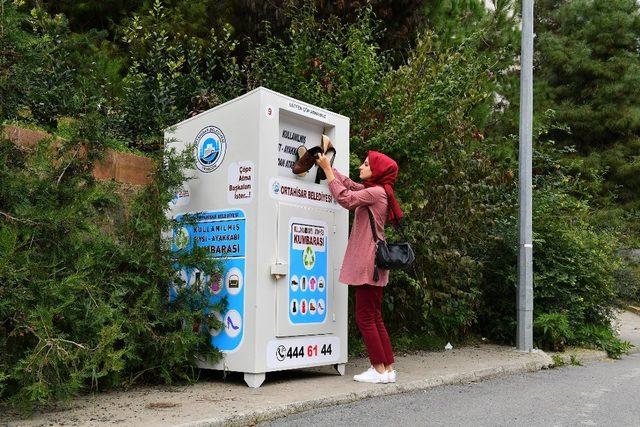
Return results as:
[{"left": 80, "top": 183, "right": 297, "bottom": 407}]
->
[{"left": 316, "top": 150, "right": 403, "bottom": 384}]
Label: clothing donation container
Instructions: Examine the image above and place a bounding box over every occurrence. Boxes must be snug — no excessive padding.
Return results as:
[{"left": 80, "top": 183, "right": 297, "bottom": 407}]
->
[{"left": 165, "top": 87, "right": 349, "bottom": 387}]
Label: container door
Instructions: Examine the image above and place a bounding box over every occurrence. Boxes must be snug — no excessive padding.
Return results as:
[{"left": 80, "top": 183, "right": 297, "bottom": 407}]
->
[{"left": 276, "top": 203, "right": 336, "bottom": 337}]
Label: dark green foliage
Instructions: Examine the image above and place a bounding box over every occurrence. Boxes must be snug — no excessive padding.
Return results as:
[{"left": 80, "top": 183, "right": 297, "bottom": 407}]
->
[
  {"left": 42, "top": 0, "right": 144, "bottom": 33},
  {"left": 248, "top": 4, "right": 516, "bottom": 338},
  {"left": 242, "top": 3, "right": 626, "bottom": 347},
  {"left": 535, "top": 0, "right": 640, "bottom": 147},
  {"left": 0, "top": 118, "right": 221, "bottom": 408},
  {"left": 479, "top": 130, "right": 626, "bottom": 353},
  {"left": 362, "top": 3, "right": 518, "bottom": 338},
  {"left": 223, "top": 0, "right": 427, "bottom": 60},
  {"left": 534, "top": 312, "right": 573, "bottom": 352},
  {"left": 246, "top": 3, "right": 389, "bottom": 142},
  {"left": 0, "top": 3, "right": 122, "bottom": 128},
  {"left": 574, "top": 324, "right": 632, "bottom": 359},
  {"left": 367, "top": 30, "right": 514, "bottom": 338},
  {"left": 423, "top": 0, "right": 490, "bottom": 42},
  {"left": 535, "top": 0, "right": 640, "bottom": 206},
  {"left": 110, "top": 0, "right": 243, "bottom": 150}
]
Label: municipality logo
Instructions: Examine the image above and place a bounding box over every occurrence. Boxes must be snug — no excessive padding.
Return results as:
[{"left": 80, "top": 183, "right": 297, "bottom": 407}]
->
[{"left": 194, "top": 126, "right": 226, "bottom": 173}]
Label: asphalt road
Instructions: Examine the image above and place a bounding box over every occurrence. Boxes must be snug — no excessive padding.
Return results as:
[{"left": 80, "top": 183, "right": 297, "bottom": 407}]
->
[{"left": 262, "top": 352, "right": 640, "bottom": 427}]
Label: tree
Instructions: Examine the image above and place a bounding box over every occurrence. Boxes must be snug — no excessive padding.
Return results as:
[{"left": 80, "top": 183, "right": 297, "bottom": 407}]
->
[
  {"left": 42, "top": 0, "right": 143, "bottom": 33},
  {"left": 534, "top": 0, "right": 640, "bottom": 207},
  {"left": 423, "top": 0, "right": 488, "bottom": 41}
]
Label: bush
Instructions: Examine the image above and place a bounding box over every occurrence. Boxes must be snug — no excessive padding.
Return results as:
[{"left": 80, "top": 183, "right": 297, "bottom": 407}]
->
[
  {"left": 249, "top": 6, "right": 520, "bottom": 339},
  {"left": 110, "top": 0, "right": 243, "bottom": 150},
  {"left": 246, "top": 3, "right": 389, "bottom": 144},
  {"left": 365, "top": 28, "right": 515, "bottom": 338},
  {"left": 243, "top": 4, "right": 628, "bottom": 348},
  {"left": 574, "top": 324, "right": 632, "bottom": 359},
  {"left": 0, "top": 3, "right": 120, "bottom": 128},
  {"left": 479, "top": 130, "right": 623, "bottom": 350},
  {"left": 0, "top": 118, "right": 221, "bottom": 409},
  {"left": 534, "top": 312, "right": 573, "bottom": 351}
]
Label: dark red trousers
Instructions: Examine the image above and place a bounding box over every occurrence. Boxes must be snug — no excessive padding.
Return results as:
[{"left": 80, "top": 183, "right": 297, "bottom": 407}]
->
[{"left": 355, "top": 284, "right": 394, "bottom": 366}]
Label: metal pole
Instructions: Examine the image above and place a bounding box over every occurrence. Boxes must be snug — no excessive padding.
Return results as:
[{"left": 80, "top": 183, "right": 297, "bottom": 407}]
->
[{"left": 517, "top": 0, "right": 534, "bottom": 352}]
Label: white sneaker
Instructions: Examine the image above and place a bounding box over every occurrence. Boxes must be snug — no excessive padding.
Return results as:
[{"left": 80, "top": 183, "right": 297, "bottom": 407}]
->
[
  {"left": 386, "top": 370, "right": 397, "bottom": 383},
  {"left": 353, "top": 367, "right": 388, "bottom": 383}
]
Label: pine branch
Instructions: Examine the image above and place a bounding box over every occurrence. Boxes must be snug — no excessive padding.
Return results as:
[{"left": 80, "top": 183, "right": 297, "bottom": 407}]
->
[{"left": 0, "top": 210, "right": 41, "bottom": 225}]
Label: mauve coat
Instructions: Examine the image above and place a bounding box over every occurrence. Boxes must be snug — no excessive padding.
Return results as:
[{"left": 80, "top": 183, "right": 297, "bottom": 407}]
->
[{"left": 328, "top": 168, "right": 389, "bottom": 286}]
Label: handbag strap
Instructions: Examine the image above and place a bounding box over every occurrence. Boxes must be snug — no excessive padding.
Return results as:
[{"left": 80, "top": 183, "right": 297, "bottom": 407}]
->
[
  {"left": 366, "top": 206, "right": 383, "bottom": 282},
  {"left": 366, "top": 207, "right": 381, "bottom": 242}
]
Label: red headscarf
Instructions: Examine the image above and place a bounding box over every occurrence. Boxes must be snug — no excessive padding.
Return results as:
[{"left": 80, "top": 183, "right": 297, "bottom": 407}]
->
[{"left": 363, "top": 151, "right": 404, "bottom": 224}]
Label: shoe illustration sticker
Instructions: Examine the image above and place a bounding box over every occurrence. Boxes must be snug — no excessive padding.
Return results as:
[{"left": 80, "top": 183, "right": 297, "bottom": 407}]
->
[
  {"left": 224, "top": 310, "right": 242, "bottom": 338},
  {"left": 170, "top": 209, "right": 246, "bottom": 352},
  {"left": 288, "top": 218, "right": 328, "bottom": 324}
]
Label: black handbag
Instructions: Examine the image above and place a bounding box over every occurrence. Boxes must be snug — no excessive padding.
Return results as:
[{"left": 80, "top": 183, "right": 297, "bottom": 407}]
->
[{"left": 367, "top": 207, "right": 415, "bottom": 281}]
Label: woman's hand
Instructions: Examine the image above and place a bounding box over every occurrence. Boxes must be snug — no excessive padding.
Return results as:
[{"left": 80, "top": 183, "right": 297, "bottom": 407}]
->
[
  {"left": 315, "top": 153, "right": 335, "bottom": 183},
  {"left": 316, "top": 153, "right": 332, "bottom": 171}
]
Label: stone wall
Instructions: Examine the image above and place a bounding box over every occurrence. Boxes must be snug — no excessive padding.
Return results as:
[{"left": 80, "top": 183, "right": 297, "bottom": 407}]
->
[{"left": 3, "top": 124, "right": 154, "bottom": 186}]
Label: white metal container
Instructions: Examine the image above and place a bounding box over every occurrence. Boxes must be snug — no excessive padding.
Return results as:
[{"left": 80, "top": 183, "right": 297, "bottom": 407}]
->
[{"left": 165, "top": 87, "right": 349, "bottom": 387}]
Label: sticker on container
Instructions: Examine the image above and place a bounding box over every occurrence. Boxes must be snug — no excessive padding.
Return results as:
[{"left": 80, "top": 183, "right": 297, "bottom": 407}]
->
[
  {"left": 170, "top": 209, "right": 246, "bottom": 352},
  {"left": 290, "top": 275, "right": 299, "bottom": 292},
  {"left": 286, "top": 101, "right": 328, "bottom": 121},
  {"left": 194, "top": 126, "right": 226, "bottom": 173},
  {"left": 170, "top": 183, "right": 191, "bottom": 208},
  {"left": 269, "top": 177, "right": 337, "bottom": 210},
  {"left": 267, "top": 336, "right": 340, "bottom": 369},
  {"left": 224, "top": 310, "right": 242, "bottom": 338},
  {"left": 288, "top": 218, "right": 328, "bottom": 324},
  {"left": 225, "top": 267, "right": 243, "bottom": 296},
  {"left": 266, "top": 105, "right": 275, "bottom": 119},
  {"left": 227, "top": 161, "right": 254, "bottom": 204}
]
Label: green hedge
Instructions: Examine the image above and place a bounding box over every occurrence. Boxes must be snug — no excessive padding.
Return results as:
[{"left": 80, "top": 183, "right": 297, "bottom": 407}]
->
[{"left": 0, "top": 120, "right": 220, "bottom": 408}]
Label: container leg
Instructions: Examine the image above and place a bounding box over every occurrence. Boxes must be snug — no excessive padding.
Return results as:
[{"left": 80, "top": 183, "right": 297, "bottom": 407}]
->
[
  {"left": 244, "top": 372, "right": 266, "bottom": 388},
  {"left": 334, "top": 363, "right": 346, "bottom": 376}
]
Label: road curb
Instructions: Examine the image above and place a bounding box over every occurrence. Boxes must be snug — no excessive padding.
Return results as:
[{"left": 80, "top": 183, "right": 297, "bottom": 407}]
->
[
  {"left": 178, "top": 356, "right": 552, "bottom": 427},
  {"left": 549, "top": 344, "right": 640, "bottom": 367},
  {"left": 626, "top": 305, "right": 640, "bottom": 316},
  {"left": 549, "top": 349, "right": 609, "bottom": 366}
]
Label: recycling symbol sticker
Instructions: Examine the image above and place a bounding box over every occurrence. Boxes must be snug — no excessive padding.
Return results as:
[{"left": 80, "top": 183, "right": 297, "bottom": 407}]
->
[
  {"left": 303, "top": 246, "right": 316, "bottom": 270},
  {"left": 173, "top": 227, "right": 190, "bottom": 250}
]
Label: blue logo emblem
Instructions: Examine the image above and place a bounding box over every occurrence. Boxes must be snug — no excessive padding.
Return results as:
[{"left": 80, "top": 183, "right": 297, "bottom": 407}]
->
[
  {"left": 273, "top": 181, "right": 281, "bottom": 194},
  {"left": 194, "top": 126, "right": 226, "bottom": 173}
]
